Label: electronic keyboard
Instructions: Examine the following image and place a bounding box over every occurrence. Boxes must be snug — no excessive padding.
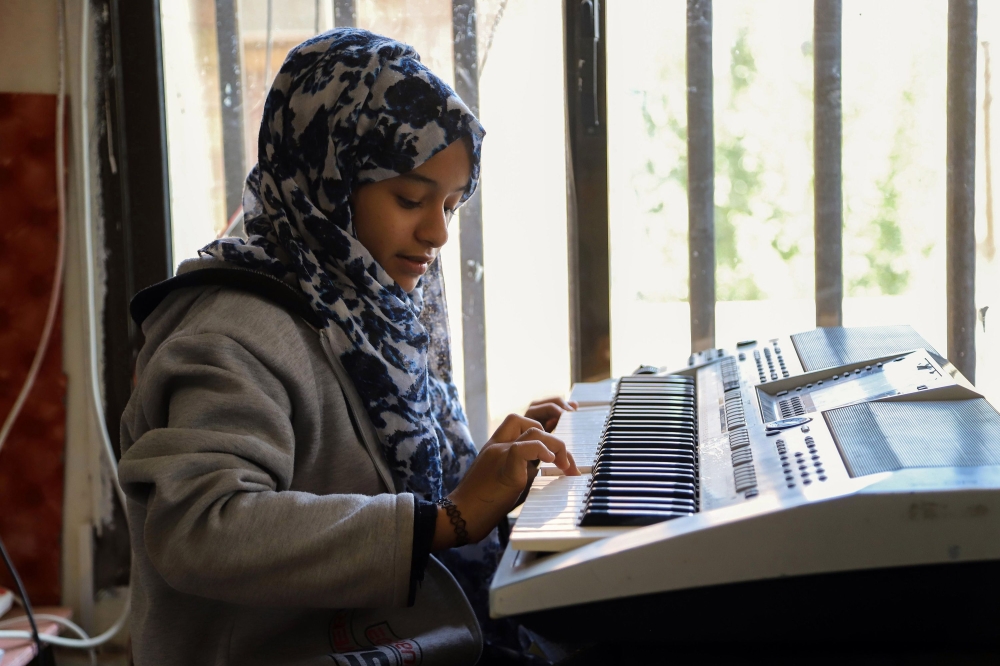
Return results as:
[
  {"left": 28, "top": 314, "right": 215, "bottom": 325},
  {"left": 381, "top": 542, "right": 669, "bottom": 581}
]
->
[{"left": 491, "top": 325, "right": 1000, "bottom": 644}]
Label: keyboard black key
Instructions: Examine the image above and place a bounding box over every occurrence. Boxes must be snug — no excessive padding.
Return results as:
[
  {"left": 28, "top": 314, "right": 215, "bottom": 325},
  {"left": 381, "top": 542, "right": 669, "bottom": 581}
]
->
[
  {"left": 588, "top": 483, "right": 696, "bottom": 501},
  {"left": 603, "top": 437, "right": 697, "bottom": 448},
  {"left": 608, "top": 411, "right": 695, "bottom": 420},
  {"left": 580, "top": 508, "right": 688, "bottom": 526},
  {"left": 584, "top": 501, "right": 697, "bottom": 515},
  {"left": 606, "top": 424, "right": 695, "bottom": 435},
  {"left": 593, "top": 459, "right": 695, "bottom": 469},
  {"left": 593, "top": 471, "right": 693, "bottom": 484},
  {"left": 592, "top": 463, "right": 695, "bottom": 475},
  {"left": 601, "top": 435, "right": 696, "bottom": 444},
  {"left": 584, "top": 498, "right": 697, "bottom": 512},
  {"left": 595, "top": 452, "right": 696, "bottom": 464},
  {"left": 598, "top": 452, "right": 695, "bottom": 462}
]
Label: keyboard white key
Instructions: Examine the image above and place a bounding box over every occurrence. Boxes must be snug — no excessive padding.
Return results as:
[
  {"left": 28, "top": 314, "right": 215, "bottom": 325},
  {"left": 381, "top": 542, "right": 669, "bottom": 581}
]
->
[
  {"left": 539, "top": 406, "right": 609, "bottom": 475},
  {"left": 509, "top": 476, "right": 628, "bottom": 552},
  {"left": 568, "top": 379, "right": 616, "bottom": 407}
]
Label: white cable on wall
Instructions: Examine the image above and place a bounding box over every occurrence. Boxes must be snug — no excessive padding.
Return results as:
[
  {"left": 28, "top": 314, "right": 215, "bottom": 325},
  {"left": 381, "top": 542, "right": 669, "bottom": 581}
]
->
[
  {"left": 0, "top": 622, "right": 126, "bottom": 650},
  {"left": 0, "top": 612, "right": 96, "bottom": 663},
  {"left": 74, "top": 0, "right": 132, "bottom": 641},
  {"left": 79, "top": 0, "right": 127, "bottom": 514},
  {"left": 75, "top": 0, "right": 132, "bottom": 644}
]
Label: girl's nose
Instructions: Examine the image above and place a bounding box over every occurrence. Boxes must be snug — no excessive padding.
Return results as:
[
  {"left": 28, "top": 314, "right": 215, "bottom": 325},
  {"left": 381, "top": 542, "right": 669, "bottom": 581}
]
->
[{"left": 417, "top": 206, "right": 450, "bottom": 248}]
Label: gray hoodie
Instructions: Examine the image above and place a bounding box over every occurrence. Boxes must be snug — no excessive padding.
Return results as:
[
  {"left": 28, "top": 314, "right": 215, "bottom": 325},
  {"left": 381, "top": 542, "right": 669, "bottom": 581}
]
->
[{"left": 119, "top": 260, "right": 481, "bottom": 665}]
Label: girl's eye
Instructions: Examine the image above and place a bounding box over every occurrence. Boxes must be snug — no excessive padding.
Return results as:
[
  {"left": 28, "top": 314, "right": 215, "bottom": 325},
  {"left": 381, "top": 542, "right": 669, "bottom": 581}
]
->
[{"left": 396, "top": 196, "right": 421, "bottom": 209}]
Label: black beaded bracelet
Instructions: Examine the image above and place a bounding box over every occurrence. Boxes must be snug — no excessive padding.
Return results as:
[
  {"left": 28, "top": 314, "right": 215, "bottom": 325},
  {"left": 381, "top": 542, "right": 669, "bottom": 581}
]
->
[{"left": 436, "top": 497, "right": 469, "bottom": 547}]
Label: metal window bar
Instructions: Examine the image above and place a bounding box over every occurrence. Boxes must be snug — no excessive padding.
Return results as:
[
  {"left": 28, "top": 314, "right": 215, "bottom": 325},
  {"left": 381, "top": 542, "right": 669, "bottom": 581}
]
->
[
  {"left": 947, "top": 0, "right": 978, "bottom": 383},
  {"left": 333, "top": 0, "right": 356, "bottom": 28},
  {"left": 814, "top": 0, "right": 843, "bottom": 329},
  {"left": 452, "top": 0, "right": 489, "bottom": 443},
  {"left": 687, "top": 0, "right": 715, "bottom": 353},
  {"left": 678, "top": 0, "right": 979, "bottom": 385},
  {"left": 565, "top": 0, "right": 611, "bottom": 383},
  {"left": 98, "top": 0, "right": 175, "bottom": 590},
  {"left": 264, "top": 0, "right": 275, "bottom": 87},
  {"left": 215, "top": 0, "right": 247, "bottom": 222}
]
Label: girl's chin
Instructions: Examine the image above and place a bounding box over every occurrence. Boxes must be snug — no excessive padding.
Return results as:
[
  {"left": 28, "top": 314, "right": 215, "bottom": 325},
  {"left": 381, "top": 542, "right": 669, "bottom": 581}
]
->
[{"left": 390, "top": 272, "right": 420, "bottom": 292}]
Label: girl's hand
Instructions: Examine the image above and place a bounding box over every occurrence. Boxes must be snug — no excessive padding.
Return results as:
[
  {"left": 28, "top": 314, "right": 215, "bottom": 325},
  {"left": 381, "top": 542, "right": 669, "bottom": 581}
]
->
[
  {"left": 525, "top": 396, "right": 579, "bottom": 432},
  {"left": 432, "top": 414, "right": 579, "bottom": 549}
]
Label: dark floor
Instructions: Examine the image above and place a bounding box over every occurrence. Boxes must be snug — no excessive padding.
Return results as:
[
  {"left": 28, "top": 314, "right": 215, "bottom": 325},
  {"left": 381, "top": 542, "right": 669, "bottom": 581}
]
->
[{"left": 554, "top": 644, "right": 1000, "bottom": 666}]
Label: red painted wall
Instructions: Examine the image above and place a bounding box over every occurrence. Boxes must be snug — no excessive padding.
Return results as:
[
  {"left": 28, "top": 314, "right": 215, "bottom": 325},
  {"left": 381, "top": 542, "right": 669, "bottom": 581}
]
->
[{"left": 0, "top": 92, "right": 66, "bottom": 605}]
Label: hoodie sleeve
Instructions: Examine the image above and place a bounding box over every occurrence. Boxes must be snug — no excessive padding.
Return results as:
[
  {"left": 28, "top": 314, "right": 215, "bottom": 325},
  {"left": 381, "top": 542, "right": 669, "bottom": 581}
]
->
[{"left": 119, "top": 332, "right": 415, "bottom": 608}]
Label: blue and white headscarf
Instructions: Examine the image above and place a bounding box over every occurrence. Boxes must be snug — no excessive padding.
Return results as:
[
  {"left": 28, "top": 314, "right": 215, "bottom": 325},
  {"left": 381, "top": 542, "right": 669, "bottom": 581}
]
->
[{"left": 199, "top": 29, "right": 504, "bottom": 634}]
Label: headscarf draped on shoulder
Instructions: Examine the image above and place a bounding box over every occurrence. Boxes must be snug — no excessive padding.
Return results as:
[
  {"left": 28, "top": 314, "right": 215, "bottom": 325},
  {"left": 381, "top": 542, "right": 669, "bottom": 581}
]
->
[{"left": 199, "top": 28, "right": 502, "bottom": 632}]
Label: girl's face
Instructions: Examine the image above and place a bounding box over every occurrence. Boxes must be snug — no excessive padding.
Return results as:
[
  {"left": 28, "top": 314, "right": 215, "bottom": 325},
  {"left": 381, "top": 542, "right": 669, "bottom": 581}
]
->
[{"left": 351, "top": 139, "right": 472, "bottom": 292}]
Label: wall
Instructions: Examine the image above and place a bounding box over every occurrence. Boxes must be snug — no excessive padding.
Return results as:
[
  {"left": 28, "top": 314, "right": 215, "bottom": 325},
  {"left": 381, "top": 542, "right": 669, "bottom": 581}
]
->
[
  {"left": 0, "top": 0, "right": 123, "bottom": 638},
  {"left": 0, "top": 0, "right": 66, "bottom": 608},
  {"left": 0, "top": 1, "right": 60, "bottom": 95}
]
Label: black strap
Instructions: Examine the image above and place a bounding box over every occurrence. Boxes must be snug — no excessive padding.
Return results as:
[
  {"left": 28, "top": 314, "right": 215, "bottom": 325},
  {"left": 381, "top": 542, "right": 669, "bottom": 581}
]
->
[{"left": 129, "top": 267, "right": 323, "bottom": 328}]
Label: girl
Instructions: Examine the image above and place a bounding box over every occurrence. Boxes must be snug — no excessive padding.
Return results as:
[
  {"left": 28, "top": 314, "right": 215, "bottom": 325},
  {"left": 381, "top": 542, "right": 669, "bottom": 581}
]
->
[{"left": 120, "top": 28, "right": 577, "bottom": 666}]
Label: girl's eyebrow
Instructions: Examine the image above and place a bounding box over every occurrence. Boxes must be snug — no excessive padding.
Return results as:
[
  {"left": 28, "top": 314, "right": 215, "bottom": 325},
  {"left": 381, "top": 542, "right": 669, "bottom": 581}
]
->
[
  {"left": 400, "top": 172, "right": 467, "bottom": 193},
  {"left": 400, "top": 172, "right": 437, "bottom": 185}
]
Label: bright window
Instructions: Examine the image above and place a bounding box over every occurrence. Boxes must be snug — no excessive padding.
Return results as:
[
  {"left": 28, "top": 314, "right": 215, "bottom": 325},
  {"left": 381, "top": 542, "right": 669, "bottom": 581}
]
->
[{"left": 161, "top": 0, "right": 998, "bottom": 418}]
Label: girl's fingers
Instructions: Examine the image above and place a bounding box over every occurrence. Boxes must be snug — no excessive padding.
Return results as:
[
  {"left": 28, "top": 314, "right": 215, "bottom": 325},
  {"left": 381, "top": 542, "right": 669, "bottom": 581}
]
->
[
  {"left": 509, "top": 440, "right": 556, "bottom": 463},
  {"left": 515, "top": 429, "right": 578, "bottom": 474},
  {"left": 490, "top": 413, "right": 546, "bottom": 445},
  {"left": 503, "top": 441, "right": 555, "bottom": 485},
  {"left": 529, "top": 397, "right": 576, "bottom": 412},
  {"left": 525, "top": 403, "right": 566, "bottom": 431},
  {"left": 564, "top": 450, "right": 580, "bottom": 475}
]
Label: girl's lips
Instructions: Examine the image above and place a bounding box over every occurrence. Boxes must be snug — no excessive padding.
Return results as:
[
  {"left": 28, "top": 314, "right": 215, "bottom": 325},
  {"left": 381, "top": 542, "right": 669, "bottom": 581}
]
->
[{"left": 398, "top": 255, "right": 433, "bottom": 274}]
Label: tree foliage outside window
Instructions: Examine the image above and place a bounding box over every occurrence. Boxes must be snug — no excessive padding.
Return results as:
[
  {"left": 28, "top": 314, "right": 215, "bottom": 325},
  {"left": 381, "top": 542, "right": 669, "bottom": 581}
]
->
[{"left": 630, "top": 7, "right": 939, "bottom": 305}]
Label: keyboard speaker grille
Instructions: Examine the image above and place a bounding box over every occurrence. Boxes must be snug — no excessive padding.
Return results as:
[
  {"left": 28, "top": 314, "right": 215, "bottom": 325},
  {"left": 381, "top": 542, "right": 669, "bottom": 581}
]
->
[
  {"left": 791, "top": 325, "right": 937, "bottom": 372},
  {"left": 824, "top": 398, "right": 1000, "bottom": 477}
]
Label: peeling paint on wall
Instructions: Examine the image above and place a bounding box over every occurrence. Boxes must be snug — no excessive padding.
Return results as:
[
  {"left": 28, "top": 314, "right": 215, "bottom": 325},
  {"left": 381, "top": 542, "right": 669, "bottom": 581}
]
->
[{"left": 0, "top": 92, "right": 66, "bottom": 605}]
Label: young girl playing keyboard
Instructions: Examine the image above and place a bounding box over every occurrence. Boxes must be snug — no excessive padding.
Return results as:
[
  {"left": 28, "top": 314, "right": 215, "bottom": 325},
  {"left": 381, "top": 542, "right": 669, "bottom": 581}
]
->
[{"left": 120, "top": 28, "right": 578, "bottom": 666}]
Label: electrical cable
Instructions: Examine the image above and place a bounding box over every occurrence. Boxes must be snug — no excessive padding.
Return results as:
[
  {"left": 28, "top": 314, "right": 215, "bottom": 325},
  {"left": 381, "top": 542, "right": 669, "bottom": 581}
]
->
[
  {"left": 0, "top": 609, "right": 129, "bottom": 649},
  {"left": 0, "top": 613, "right": 90, "bottom": 639},
  {"left": 80, "top": 0, "right": 127, "bottom": 514},
  {"left": 0, "top": 612, "right": 98, "bottom": 664},
  {"left": 0, "top": 534, "right": 42, "bottom": 656},
  {"left": 71, "top": 0, "right": 134, "bottom": 645}
]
